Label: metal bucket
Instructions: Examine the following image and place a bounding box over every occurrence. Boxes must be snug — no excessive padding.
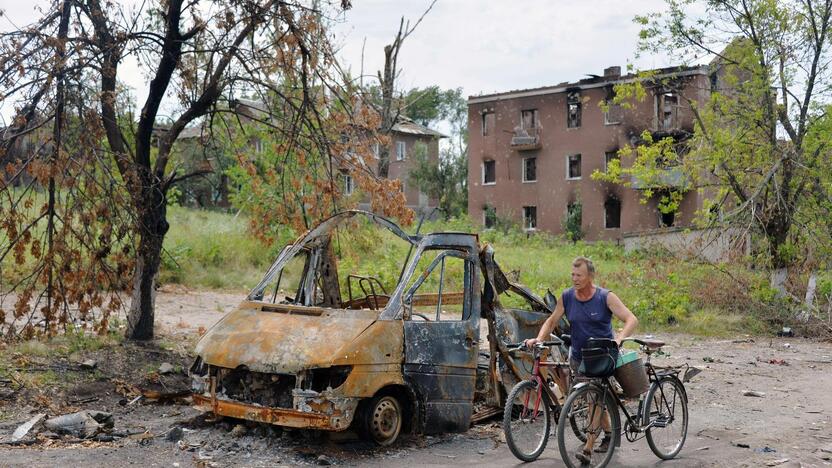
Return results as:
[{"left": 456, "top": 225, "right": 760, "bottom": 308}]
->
[{"left": 614, "top": 358, "right": 650, "bottom": 397}]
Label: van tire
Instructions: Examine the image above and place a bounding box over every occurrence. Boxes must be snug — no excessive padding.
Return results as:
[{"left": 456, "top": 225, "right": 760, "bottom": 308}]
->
[{"left": 360, "top": 394, "right": 403, "bottom": 446}]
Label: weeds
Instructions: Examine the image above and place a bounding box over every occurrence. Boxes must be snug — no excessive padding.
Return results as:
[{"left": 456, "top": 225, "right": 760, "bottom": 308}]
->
[{"left": 158, "top": 207, "right": 795, "bottom": 337}]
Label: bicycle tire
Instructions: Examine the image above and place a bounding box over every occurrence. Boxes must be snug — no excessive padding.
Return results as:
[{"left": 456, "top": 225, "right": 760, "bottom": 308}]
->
[
  {"left": 644, "top": 376, "right": 688, "bottom": 460},
  {"left": 557, "top": 383, "right": 619, "bottom": 468},
  {"left": 503, "top": 379, "right": 552, "bottom": 462}
]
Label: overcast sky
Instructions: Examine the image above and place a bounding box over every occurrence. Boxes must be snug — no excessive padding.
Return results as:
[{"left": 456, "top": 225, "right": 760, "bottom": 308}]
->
[{"left": 0, "top": 0, "right": 675, "bottom": 122}]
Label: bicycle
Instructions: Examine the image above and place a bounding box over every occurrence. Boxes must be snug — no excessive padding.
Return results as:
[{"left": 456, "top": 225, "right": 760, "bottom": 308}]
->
[
  {"left": 556, "top": 337, "right": 694, "bottom": 468},
  {"left": 502, "top": 336, "right": 581, "bottom": 462}
]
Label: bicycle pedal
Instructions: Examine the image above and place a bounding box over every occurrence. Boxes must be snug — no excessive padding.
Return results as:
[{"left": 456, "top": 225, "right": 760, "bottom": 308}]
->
[{"left": 652, "top": 416, "right": 670, "bottom": 428}]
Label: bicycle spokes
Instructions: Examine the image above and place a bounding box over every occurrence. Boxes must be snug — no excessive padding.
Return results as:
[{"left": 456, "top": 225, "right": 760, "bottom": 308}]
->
[{"left": 557, "top": 385, "right": 617, "bottom": 468}]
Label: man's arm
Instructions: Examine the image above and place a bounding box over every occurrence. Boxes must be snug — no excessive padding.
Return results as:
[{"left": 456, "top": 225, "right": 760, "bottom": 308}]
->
[
  {"left": 524, "top": 299, "right": 565, "bottom": 347},
  {"left": 607, "top": 291, "right": 638, "bottom": 346}
]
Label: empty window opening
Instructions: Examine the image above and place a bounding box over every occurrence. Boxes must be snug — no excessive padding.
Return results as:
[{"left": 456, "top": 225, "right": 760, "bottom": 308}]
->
[
  {"left": 484, "top": 205, "right": 497, "bottom": 229},
  {"left": 521, "top": 109, "right": 538, "bottom": 129},
  {"left": 660, "top": 210, "right": 676, "bottom": 227},
  {"left": 482, "top": 111, "right": 495, "bottom": 136},
  {"left": 567, "top": 91, "right": 582, "bottom": 128},
  {"left": 482, "top": 160, "right": 496, "bottom": 185},
  {"left": 603, "top": 86, "right": 622, "bottom": 125},
  {"left": 523, "top": 206, "right": 537, "bottom": 230},
  {"left": 605, "top": 150, "right": 620, "bottom": 172},
  {"left": 522, "top": 157, "right": 537, "bottom": 182},
  {"left": 658, "top": 92, "right": 679, "bottom": 130},
  {"left": 604, "top": 197, "right": 621, "bottom": 229},
  {"left": 396, "top": 140, "right": 406, "bottom": 161},
  {"left": 404, "top": 250, "right": 468, "bottom": 322},
  {"left": 567, "top": 154, "right": 582, "bottom": 179}
]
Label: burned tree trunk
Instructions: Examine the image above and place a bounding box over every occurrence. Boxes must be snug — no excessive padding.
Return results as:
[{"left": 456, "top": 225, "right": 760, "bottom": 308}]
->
[
  {"left": 126, "top": 183, "right": 169, "bottom": 340},
  {"left": 376, "top": 41, "right": 399, "bottom": 179},
  {"left": 375, "top": 2, "right": 435, "bottom": 179}
]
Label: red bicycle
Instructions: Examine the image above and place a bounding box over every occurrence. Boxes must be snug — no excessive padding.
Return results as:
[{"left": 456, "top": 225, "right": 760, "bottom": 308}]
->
[{"left": 502, "top": 336, "right": 577, "bottom": 462}]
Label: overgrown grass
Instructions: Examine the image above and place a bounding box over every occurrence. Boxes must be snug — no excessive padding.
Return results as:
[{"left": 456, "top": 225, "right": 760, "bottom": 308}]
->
[
  {"left": 161, "top": 206, "right": 291, "bottom": 289},
  {"left": 161, "top": 208, "right": 777, "bottom": 336}
]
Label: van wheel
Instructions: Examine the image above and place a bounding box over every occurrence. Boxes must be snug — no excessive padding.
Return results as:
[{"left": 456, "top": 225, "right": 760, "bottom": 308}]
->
[{"left": 363, "top": 394, "right": 402, "bottom": 446}]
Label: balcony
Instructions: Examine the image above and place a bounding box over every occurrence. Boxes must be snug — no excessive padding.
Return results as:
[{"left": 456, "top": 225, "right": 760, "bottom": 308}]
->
[{"left": 510, "top": 127, "right": 541, "bottom": 151}]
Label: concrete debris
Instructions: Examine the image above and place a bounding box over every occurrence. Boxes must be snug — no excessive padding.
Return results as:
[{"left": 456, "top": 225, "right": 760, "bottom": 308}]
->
[
  {"left": 229, "top": 424, "right": 247, "bottom": 438},
  {"left": 80, "top": 359, "right": 98, "bottom": 370},
  {"left": 742, "top": 390, "right": 765, "bottom": 397},
  {"left": 44, "top": 410, "right": 114, "bottom": 439},
  {"left": 10, "top": 413, "right": 45, "bottom": 442},
  {"left": 765, "top": 459, "right": 789, "bottom": 466},
  {"left": 158, "top": 363, "right": 175, "bottom": 375}
]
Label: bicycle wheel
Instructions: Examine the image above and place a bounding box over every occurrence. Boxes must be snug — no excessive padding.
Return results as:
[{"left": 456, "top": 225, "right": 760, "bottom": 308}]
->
[
  {"left": 503, "top": 379, "right": 552, "bottom": 462},
  {"left": 557, "top": 383, "right": 619, "bottom": 468},
  {"left": 644, "top": 376, "right": 688, "bottom": 460}
]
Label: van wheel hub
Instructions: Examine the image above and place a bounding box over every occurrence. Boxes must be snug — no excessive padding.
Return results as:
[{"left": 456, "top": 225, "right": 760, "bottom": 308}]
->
[{"left": 370, "top": 396, "right": 401, "bottom": 445}]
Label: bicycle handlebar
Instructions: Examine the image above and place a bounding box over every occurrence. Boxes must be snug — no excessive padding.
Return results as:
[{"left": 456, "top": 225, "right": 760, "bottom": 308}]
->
[{"left": 505, "top": 338, "right": 564, "bottom": 351}]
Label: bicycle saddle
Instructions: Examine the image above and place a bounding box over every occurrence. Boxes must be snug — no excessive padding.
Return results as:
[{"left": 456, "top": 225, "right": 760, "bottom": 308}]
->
[{"left": 634, "top": 338, "right": 665, "bottom": 349}]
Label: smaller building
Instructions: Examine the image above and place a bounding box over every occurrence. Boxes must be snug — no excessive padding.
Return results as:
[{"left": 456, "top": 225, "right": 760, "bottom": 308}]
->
[{"left": 355, "top": 117, "right": 446, "bottom": 216}]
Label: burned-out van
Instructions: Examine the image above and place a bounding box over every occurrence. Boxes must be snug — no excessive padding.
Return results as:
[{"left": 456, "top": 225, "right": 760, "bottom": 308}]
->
[{"left": 190, "top": 211, "right": 555, "bottom": 445}]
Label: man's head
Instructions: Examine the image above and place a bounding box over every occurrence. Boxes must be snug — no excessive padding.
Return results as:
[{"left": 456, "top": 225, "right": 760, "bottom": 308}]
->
[{"left": 571, "top": 256, "right": 595, "bottom": 290}]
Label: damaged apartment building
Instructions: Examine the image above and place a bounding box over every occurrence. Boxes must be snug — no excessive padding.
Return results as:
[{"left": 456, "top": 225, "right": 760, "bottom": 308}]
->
[{"left": 467, "top": 65, "right": 717, "bottom": 242}]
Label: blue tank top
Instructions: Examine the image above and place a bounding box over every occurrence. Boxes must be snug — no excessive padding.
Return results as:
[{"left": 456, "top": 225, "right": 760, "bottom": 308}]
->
[{"left": 562, "top": 286, "right": 615, "bottom": 362}]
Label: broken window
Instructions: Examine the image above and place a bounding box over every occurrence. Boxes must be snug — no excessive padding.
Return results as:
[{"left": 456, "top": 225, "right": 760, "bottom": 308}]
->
[
  {"left": 396, "top": 140, "right": 406, "bottom": 160},
  {"left": 523, "top": 206, "right": 537, "bottom": 230},
  {"left": 567, "top": 91, "right": 582, "bottom": 128},
  {"left": 660, "top": 210, "right": 676, "bottom": 227},
  {"left": 404, "top": 250, "right": 467, "bottom": 322},
  {"left": 484, "top": 205, "right": 497, "bottom": 229},
  {"left": 522, "top": 157, "right": 536, "bottom": 182},
  {"left": 482, "top": 160, "right": 496, "bottom": 184},
  {"left": 567, "top": 154, "right": 581, "bottom": 179},
  {"left": 603, "top": 86, "right": 622, "bottom": 125},
  {"left": 604, "top": 197, "right": 621, "bottom": 229},
  {"left": 262, "top": 250, "right": 309, "bottom": 304},
  {"left": 657, "top": 92, "right": 679, "bottom": 130},
  {"left": 520, "top": 109, "right": 538, "bottom": 129},
  {"left": 605, "top": 150, "right": 620, "bottom": 172},
  {"left": 482, "top": 111, "right": 495, "bottom": 136}
]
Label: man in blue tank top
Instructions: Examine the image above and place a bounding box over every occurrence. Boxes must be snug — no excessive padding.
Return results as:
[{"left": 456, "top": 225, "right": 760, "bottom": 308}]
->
[{"left": 524, "top": 256, "right": 638, "bottom": 462}]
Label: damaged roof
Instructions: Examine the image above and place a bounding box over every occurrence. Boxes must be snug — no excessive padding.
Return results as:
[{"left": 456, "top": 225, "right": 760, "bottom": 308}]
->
[
  {"left": 468, "top": 64, "right": 709, "bottom": 104},
  {"left": 391, "top": 118, "right": 448, "bottom": 139}
]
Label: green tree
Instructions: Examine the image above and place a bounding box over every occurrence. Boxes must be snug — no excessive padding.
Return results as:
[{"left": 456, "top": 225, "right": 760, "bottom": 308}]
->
[
  {"left": 602, "top": 0, "right": 832, "bottom": 292},
  {"left": 404, "top": 86, "right": 469, "bottom": 219},
  {"left": 408, "top": 142, "right": 468, "bottom": 217}
]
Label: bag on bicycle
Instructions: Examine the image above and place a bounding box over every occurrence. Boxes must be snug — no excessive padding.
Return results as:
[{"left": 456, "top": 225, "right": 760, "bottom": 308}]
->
[{"left": 580, "top": 337, "right": 619, "bottom": 377}]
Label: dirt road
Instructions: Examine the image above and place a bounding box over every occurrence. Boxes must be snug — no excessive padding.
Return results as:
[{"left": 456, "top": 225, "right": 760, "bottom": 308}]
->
[{"left": 1, "top": 288, "right": 831, "bottom": 467}]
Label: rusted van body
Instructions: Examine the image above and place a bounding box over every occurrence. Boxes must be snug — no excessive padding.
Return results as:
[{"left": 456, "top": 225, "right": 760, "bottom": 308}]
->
[{"left": 190, "top": 211, "right": 552, "bottom": 445}]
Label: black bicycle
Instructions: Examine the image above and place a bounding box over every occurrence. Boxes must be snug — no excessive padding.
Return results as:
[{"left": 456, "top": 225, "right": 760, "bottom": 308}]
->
[{"left": 556, "top": 337, "right": 696, "bottom": 468}]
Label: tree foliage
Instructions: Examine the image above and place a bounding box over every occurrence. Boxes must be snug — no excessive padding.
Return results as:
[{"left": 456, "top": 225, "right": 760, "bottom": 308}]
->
[
  {"left": 603, "top": 0, "right": 832, "bottom": 280},
  {"left": 0, "top": 0, "right": 403, "bottom": 340},
  {"left": 407, "top": 142, "right": 467, "bottom": 217}
]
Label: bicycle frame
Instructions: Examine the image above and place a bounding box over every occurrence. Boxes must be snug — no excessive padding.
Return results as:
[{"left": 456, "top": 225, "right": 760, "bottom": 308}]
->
[
  {"left": 588, "top": 346, "right": 685, "bottom": 440},
  {"left": 518, "top": 344, "right": 570, "bottom": 422}
]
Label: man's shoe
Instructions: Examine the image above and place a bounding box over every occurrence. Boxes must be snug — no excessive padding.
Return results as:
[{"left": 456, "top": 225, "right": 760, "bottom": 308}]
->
[
  {"left": 575, "top": 449, "right": 592, "bottom": 465},
  {"left": 594, "top": 436, "right": 612, "bottom": 453}
]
